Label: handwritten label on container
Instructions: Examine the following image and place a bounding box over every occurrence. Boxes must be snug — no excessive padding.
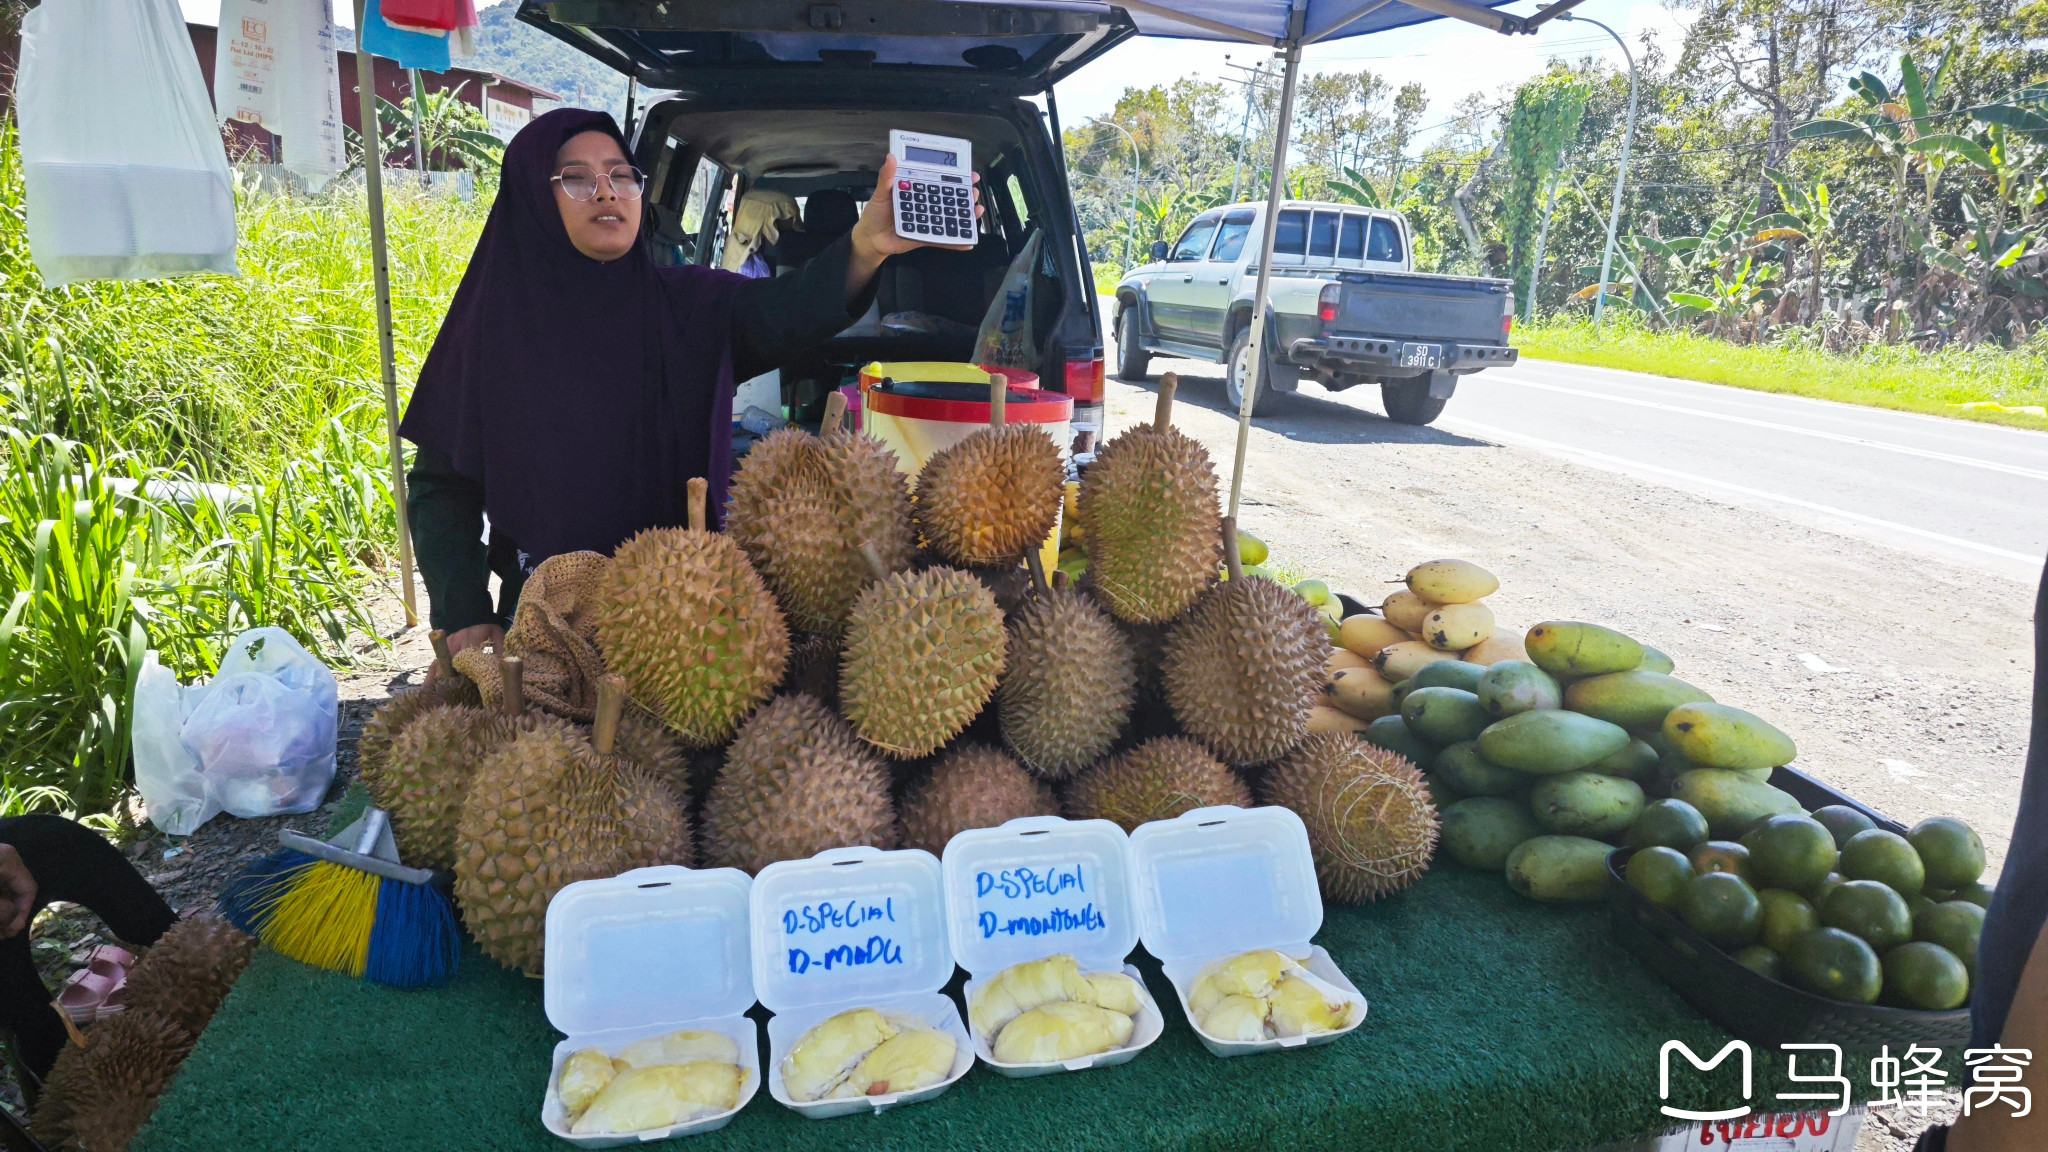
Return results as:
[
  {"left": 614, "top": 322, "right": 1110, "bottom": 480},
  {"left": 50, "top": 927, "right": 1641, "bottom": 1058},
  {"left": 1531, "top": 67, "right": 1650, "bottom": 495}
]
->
[
  {"left": 974, "top": 865, "right": 1106, "bottom": 940},
  {"left": 782, "top": 898, "right": 904, "bottom": 975}
]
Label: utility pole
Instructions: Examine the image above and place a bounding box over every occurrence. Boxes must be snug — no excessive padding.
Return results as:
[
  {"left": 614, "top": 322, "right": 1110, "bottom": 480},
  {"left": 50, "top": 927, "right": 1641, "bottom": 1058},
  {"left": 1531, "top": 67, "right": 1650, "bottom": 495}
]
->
[
  {"left": 1223, "top": 58, "right": 1269, "bottom": 203},
  {"left": 1559, "top": 13, "right": 1639, "bottom": 325},
  {"left": 1101, "top": 121, "right": 1143, "bottom": 270}
]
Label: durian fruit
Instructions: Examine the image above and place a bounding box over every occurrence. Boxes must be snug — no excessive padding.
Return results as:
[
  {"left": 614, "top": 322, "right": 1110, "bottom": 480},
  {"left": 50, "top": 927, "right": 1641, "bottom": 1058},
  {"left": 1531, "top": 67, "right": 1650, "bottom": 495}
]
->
[
  {"left": 997, "top": 572, "right": 1136, "bottom": 779},
  {"left": 836, "top": 1027, "right": 957, "bottom": 1098},
  {"left": 1200, "top": 994, "right": 1271, "bottom": 1042},
  {"left": 839, "top": 560, "right": 1006, "bottom": 759},
  {"left": 912, "top": 378, "right": 1065, "bottom": 567},
  {"left": 990, "top": 1000, "right": 1134, "bottom": 1064},
  {"left": 700, "top": 694, "right": 895, "bottom": 873},
  {"left": 558, "top": 1047, "right": 618, "bottom": 1116},
  {"left": 1267, "top": 972, "right": 1356, "bottom": 1037},
  {"left": 121, "top": 913, "right": 256, "bottom": 1037},
  {"left": 1183, "top": 950, "right": 1358, "bottom": 1042},
  {"left": 782, "top": 1008, "right": 897, "bottom": 1102},
  {"left": 594, "top": 476, "right": 789, "bottom": 747},
  {"left": 780, "top": 631, "right": 842, "bottom": 710},
  {"left": 1187, "top": 949, "right": 1290, "bottom": 1014},
  {"left": 1077, "top": 373, "right": 1221, "bottom": 623},
  {"left": 1063, "top": 737, "right": 1251, "bottom": 833},
  {"left": 897, "top": 744, "right": 1057, "bottom": 854},
  {"left": 571, "top": 1063, "right": 743, "bottom": 1135},
  {"left": 725, "top": 394, "right": 915, "bottom": 635},
  {"left": 454, "top": 676, "right": 690, "bottom": 974},
  {"left": 355, "top": 629, "right": 479, "bottom": 776},
  {"left": 31, "top": 1009, "right": 194, "bottom": 1152},
  {"left": 1161, "top": 519, "right": 1326, "bottom": 765},
  {"left": 614, "top": 706, "right": 689, "bottom": 803},
  {"left": 967, "top": 954, "right": 1143, "bottom": 1037},
  {"left": 1263, "top": 734, "right": 1439, "bottom": 903},
  {"left": 617, "top": 1029, "right": 740, "bottom": 1070}
]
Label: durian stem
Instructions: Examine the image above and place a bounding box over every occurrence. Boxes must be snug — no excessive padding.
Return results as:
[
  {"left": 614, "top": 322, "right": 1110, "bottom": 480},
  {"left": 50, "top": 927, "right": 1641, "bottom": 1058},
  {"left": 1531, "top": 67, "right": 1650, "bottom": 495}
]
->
[
  {"left": 686, "top": 476, "right": 709, "bottom": 533},
  {"left": 53, "top": 1002, "right": 88, "bottom": 1050},
  {"left": 989, "top": 374, "right": 1006, "bottom": 428},
  {"left": 1154, "top": 373, "right": 1178, "bottom": 430},
  {"left": 821, "top": 389, "right": 847, "bottom": 438},
  {"left": 1023, "top": 544, "right": 1049, "bottom": 596},
  {"left": 427, "top": 628, "right": 453, "bottom": 678},
  {"left": 500, "top": 655, "right": 525, "bottom": 718},
  {"left": 857, "top": 541, "right": 889, "bottom": 581},
  {"left": 1221, "top": 516, "right": 1244, "bottom": 582},
  {"left": 594, "top": 675, "right": 625, "bottom": 757}
]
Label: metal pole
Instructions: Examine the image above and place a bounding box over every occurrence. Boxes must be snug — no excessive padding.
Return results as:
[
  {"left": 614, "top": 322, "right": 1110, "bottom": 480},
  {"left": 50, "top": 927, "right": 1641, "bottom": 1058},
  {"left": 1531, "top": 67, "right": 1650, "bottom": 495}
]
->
[
  {"left": 1227, "top": 60, "right": 1262, "bottom": 203},
  {"left": 1563, "top": 14, "right": 1637, "bottom": 325},
  {"left": 1226, "top": 39, "right": 1301, "bottom": 521},
  {"left": 407, "top": 68, "right": 426, "bottom": 175},
  {"left": 1103, "top": 121, "right": 1142, "bottom": 271},
  {"left": 357, "top": 4, "right": 418, "bottom": 626},
  {"left": 623, "top": 77, "right": 639, "bottom": 142},
  {"left": 1526, "top": 173, "right": 1558, "bottom": 321}
]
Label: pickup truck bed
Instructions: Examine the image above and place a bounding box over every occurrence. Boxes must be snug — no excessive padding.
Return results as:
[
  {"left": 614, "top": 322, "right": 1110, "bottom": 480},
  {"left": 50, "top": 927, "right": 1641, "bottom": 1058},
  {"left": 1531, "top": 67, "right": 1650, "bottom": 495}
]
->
[{"left": 1287, "top": 268, "right": 1518, "bottom": 380}]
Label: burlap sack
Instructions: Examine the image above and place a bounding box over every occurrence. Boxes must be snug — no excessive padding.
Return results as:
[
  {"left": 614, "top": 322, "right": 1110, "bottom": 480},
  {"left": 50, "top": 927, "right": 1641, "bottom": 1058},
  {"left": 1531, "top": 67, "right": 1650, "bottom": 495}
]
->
[{"left": 452, "top": 551, "right": 613, "bottom": 721}]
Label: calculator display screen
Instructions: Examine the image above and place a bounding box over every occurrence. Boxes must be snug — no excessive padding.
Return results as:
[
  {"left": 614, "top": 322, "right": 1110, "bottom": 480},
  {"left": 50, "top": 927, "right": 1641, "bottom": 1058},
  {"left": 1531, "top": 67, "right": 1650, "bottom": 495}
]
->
[{"left": 904, "top": 145, "right": 958, "bottom": 167}]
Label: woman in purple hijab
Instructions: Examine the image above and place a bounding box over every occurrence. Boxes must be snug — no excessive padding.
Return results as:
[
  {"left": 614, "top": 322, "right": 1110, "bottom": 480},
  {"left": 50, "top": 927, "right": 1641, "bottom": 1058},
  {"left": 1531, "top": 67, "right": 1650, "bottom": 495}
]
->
[{"left": 400, "top": 109, "right": 970, "bottom": 662}]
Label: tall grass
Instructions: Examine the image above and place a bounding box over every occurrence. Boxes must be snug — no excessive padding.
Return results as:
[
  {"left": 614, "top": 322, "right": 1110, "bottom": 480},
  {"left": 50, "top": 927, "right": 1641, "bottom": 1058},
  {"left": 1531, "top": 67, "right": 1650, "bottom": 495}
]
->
[{"left": 0, "top": 127, "right": 490, "bottom": 816}]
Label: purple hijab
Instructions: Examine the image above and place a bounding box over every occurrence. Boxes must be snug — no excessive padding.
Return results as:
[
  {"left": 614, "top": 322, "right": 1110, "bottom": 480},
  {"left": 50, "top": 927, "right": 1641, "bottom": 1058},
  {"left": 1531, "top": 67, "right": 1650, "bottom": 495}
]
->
[{"left": 400, "top": 108, "right": 746, "bottom": 561}]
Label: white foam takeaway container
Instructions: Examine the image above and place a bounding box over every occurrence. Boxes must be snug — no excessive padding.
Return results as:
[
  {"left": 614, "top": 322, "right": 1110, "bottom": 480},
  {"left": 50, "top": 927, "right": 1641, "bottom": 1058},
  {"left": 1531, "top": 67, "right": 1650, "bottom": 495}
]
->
[
  {"left": 540, "top": 865, "right": 761, "bottom": 1145},
  {"left": 1128, "top": 804, "right": 1368, "bottom": 1058},
  {"left": 942, "top": 815, "right": 1163, "bottom": 1077},
  {"left": 750, "top": 845, "right": 972, "bottom": 1119}
]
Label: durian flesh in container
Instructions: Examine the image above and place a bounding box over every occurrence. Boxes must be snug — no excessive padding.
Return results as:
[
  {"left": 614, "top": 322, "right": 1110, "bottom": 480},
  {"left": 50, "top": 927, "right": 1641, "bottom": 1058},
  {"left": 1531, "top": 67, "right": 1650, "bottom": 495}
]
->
[
  {"left": 1125, "top": 804, "right": 1369, "bottom": 1058},
  {"left": 942, "top": 816, "right": 1165, "bottom": 1077},
  {"left": 540, "top": 866, "right": 761, "bottom": 1145}
]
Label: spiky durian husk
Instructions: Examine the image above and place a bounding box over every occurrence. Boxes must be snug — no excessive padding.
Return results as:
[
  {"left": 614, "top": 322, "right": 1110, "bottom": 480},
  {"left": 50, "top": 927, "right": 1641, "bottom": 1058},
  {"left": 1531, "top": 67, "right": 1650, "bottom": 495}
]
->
[
  {"left": 1263, "top": 734, "right": 1438, "bottom": 903},
  {"left": 701, "top": 694, "right": 896, "bottom": 873},
  {"left": 1064, "top": 736, "right": 1250, "bottom": 833},
  {"left": 593, "top": 525, "right": 789, "bottom": 748},
  {"left": 1077, "top": 423, "right": 1220, "bottom": 623},
  {"left": 1162, "top": 575, "right": 1327, "bottom": 766},
  {"left": 122, "top": 914, "right": 255, "bottom": 1038},
  {"left": 898, "top": 744, "right": 1058, "bottom": 853},
  {"left": 726, "top": 428, "right": 915, "bottom": 635},
  {"left": 615, "top": 706, "right": 690, "bottom": 802},
  {"left": 33, "top": 1009, "right": 194, "bottom": 1152},
  {"left": 363, "top": 704, "right": 512, "bottom": 871},
  {"left": 356, "top": 676, "right": 478, "bottom": 777},
  {"left": 454, "top": 718, "right": 690, "bottom": 974},
  {"left": 780, "top": 631, "right": 842, "bottom": 710},
  {"left": 912, "top": 424, "right": 1064, "bottom": 567},
  {"left": 998, "top": 587, "right": 1136, "bottom": 779},
  {"left": 840, "top": 567, "right": 1006, "bottom": 758}
]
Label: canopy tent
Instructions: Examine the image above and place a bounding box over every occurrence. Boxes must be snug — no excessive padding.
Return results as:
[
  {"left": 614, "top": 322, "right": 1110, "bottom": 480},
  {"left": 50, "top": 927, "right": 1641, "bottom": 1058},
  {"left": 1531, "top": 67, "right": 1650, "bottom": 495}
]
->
[{"left": 1102, "top": 0, "right": 1585, "bottom": 520}]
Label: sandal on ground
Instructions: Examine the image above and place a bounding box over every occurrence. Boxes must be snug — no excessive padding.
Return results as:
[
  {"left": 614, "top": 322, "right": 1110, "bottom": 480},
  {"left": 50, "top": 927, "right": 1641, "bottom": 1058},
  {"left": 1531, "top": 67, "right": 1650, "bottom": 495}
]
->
[{"left": 55, "top": 967, "right": 126, "bottom": 1023}]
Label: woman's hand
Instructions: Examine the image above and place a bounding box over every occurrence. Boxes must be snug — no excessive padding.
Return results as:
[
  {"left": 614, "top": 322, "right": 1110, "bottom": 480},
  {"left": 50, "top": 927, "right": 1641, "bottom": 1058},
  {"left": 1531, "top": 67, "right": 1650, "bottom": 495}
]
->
[
  {"left": 0, "top": 843, "right": 35, "bottom": 940},
  {"left": 428, "top": 623, "right": 503, "bottom": 684},
  {"left": 846, "top": 155, "right": 985, "bottom": 298}
]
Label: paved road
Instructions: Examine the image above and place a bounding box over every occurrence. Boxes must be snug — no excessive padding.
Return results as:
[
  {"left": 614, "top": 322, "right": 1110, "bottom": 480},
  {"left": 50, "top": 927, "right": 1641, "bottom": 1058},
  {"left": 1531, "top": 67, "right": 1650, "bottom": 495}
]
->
[{"left": 1111, "top": 312, "right": 2048, "bottom": 584}]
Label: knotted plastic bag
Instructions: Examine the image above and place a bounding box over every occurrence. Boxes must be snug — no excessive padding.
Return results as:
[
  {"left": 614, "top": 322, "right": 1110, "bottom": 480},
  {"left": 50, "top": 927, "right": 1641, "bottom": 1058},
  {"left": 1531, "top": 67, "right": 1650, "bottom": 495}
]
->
[{"left": 181, "top": 628, "right": 338, "bottom": 819}]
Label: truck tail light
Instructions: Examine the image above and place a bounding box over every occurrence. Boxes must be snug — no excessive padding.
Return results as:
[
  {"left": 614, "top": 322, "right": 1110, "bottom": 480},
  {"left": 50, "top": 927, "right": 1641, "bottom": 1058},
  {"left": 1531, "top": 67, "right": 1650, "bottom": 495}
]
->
[
  {"left": 1064, "top": 354, "right": 1105, "bottom": 402},
  {"left": 1502, "top": 296, "right": 1515, "bottom": 337},
  {"left": 1317, "top": 283, "right": 1340, "bottom": 323}
]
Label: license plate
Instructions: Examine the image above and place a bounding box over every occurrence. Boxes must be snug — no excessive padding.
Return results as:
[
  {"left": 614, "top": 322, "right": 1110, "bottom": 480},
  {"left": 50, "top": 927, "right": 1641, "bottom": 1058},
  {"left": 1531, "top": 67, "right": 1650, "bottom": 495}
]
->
[{"left": 1399, "top": 342, "right": 1442, "bottom": 368}]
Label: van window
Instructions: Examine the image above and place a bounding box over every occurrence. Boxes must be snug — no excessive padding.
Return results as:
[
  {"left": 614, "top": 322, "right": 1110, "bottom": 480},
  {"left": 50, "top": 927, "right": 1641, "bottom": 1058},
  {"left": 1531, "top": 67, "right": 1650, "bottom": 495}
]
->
[
  {"left": 1368, "top": 217, "right": 1404, "bottom": 263},
  {"left": 1007, "top": 174, "right": 1031, "bottom": 230},
  {"left": 1338, "top": 214, "right": 1367, "bottom": 260},
  {"left": 1273, "top": 210, "right": 1306, "bottom": 256},
  {"left": 1308, "top": 211, "right": 1341, "bottom": 259},
  {"left": 679, "top": 155, "right": 721, "bottom": 236},
  {"left": 1209, "top": 209, "right": 1256, "bottom": 262},
  {"left": 1170, "top": 215, "right": 1220, "bottom": 262}
]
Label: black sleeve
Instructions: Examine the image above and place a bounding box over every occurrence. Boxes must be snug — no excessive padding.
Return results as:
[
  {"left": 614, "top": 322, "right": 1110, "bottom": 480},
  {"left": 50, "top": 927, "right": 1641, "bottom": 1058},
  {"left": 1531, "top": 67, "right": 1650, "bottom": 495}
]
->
[
  {"left": 406, "top": 444, "right": 500, "bottom": 634},
  {"left": 729, "top": 233, "right": 880, "bottom": 383}
]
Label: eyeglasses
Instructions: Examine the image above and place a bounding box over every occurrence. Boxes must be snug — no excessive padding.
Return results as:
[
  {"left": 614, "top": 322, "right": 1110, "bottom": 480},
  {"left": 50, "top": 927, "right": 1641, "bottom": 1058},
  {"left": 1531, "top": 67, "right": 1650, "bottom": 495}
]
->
[{"left": 552, "top": 164, "right": 645, "bottom": 201}]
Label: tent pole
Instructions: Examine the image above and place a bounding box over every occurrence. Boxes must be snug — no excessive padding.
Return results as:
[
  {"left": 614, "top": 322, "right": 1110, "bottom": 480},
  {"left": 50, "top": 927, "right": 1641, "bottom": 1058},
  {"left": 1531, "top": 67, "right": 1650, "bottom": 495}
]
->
[
  {"left": 355, "top": 1, "right": 419, "bottom": 627},
  {"left": 1226, "top": 38, "right": 1301, "bottom": 521}
]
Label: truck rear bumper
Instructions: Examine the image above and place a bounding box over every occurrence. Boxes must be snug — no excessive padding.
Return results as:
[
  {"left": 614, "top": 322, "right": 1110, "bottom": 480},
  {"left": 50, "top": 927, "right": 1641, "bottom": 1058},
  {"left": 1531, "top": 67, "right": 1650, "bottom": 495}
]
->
[{"left": 1287, "top": 336, "right": 1518, "bottom": 377}]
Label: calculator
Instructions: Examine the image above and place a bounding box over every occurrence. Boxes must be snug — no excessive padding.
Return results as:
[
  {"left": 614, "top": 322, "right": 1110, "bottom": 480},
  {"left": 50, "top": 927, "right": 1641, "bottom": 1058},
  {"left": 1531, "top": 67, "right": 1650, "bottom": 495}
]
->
[{"left": 889, "top": 129, "right": 976, "bottom": 245}]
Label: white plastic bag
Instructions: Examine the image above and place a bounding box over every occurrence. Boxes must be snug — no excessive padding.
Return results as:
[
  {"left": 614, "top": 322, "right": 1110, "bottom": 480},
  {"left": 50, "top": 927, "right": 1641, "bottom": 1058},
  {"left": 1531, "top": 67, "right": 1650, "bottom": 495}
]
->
[
  {"left": 215, "top": 0, "right": 346, "bottom": 190},
  {"left": 972, "top": 230, "right": 1043, "bottom": 369},
  {"left": 131, "top": 652, "right": 219, "bottom": 836},
  {"left": 17, "top": 0, "right": 238, "bottom": 286},
  {"left": 182, "top": 628, "right": 338, "bottom": 819}
]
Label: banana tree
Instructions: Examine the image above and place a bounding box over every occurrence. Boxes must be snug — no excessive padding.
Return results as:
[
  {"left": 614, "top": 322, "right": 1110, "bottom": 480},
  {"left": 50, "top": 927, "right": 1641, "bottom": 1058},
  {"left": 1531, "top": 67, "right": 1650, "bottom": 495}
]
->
[
  {"left": 1668, "top": 256, "right": 1779, "bottom": 338},
  {"left": 1327, "top": 165, "right": 1383, "bottom": 209},
  {"left": 1755, "top": 170, "right": 1834, "bottom": 323}
]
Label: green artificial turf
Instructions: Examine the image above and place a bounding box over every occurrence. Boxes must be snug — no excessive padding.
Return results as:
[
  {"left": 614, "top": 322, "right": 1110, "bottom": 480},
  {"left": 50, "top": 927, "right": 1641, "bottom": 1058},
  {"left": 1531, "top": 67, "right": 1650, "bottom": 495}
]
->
[{"left": 135, "top": 867, "right": 1880, "bottom": 1152}]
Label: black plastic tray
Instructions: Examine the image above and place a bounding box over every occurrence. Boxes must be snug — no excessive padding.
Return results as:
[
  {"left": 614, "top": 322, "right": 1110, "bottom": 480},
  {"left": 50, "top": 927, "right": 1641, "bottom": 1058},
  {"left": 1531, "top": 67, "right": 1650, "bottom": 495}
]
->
[{"left": 1604, "top": 766, "right": 1970, "bottom": 1048}]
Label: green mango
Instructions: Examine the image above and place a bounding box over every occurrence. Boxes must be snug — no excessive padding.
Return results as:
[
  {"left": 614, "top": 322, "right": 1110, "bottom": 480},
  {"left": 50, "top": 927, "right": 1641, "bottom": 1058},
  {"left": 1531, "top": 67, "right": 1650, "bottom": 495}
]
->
[
  {"left": 1638, "top": 645, "right": 1675, "bottom": 674},
  {"left": 1587, "top": 737, "right": 1659, "bottom": 780},
  {"left": 1476, "top": 709, "right": 1631, "bottom": 775},
  {"left": 1408, "top": 660, "right": 1489, "bottom": 694},
  {"left": 1663, "top": 702, "right": 1798, "bottom": 772},
  {"left": 1402, "top": 687, "right": 1493, "bottom": 745},
  {"left": 1525, "top": 621, "right": 1645, "bottom": 679},
  {"left": 1564, "top": 670, "right": 1713, "bottom": 731},
  {"left": 1505, "top": 836, "right": 1615, "bottom": 903},
  {"left": 1422, "top": 772, "right": 1463, "bottom": 810},
  {"left": 1441, "top": 797, "right": 1543, "bottom": 871},
  {"left": 1671, "top": 768, "right": 1805, "bottom": 838},
  {"left": 1530, "top": 771, "right": 1647, "bottom": 839},
  {"left": 1476, "top": 660, "right": 1562, "bottom": 718},
  {"left": 1363, "top": 714, "right": 1436, "bottom": 767},
  {"left": 1435, "top": 741, "right": 1529, "bottom": 798}
]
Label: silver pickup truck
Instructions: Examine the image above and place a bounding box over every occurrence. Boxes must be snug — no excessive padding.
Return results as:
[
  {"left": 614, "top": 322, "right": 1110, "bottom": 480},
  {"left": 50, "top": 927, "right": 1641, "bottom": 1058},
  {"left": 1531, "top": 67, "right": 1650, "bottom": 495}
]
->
[{"left": 1112, "top": 199, "right": 1518, "bottom": 424}]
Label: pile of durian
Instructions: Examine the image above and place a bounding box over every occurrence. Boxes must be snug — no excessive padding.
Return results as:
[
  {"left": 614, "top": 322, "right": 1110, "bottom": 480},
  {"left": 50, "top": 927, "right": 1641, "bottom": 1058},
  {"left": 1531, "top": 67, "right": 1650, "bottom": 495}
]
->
[
  {"left": 780, "top": 1009, "right": 959, "bottom": 1101},
  {"left": 554, "top": 1029, "right": 745, "bottom": 1136},
  {"left": 1184, "top": 950, "right": 1359, "bottom": 1044},
  {"left": 969, "top": 954, "right": 1145, "bottom": 1064},
  {"left": 357, "top": 372, "right": 1443, "bottom": 988}
]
